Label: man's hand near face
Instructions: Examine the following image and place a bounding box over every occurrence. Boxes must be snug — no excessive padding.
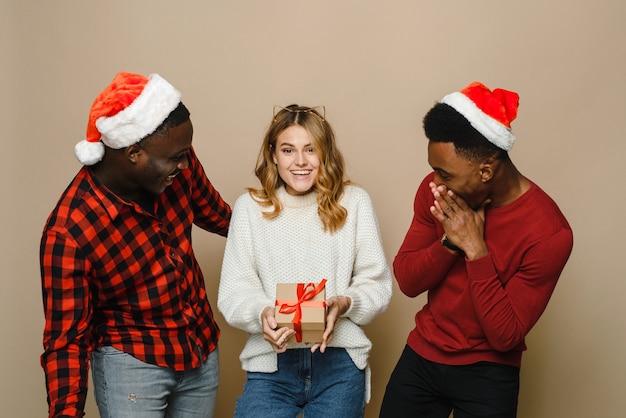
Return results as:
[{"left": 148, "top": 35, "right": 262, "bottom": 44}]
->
[{"left": 428, "top": 181, "right": 490, "bottom": 260}]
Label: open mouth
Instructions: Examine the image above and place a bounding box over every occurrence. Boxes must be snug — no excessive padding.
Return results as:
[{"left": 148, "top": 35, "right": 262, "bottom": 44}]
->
[{"left": 165, "top": 172, "right": 178, "bottom": 185}]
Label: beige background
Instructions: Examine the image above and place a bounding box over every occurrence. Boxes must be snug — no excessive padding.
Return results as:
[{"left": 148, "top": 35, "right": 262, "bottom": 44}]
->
[{"left": 1, "top": 1, "right": 624, "bottom": 417}]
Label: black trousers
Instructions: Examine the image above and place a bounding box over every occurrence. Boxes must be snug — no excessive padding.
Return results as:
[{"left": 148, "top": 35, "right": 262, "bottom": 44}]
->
[{"left": 379, "top": 345, "right": 519, "bottom": 418}]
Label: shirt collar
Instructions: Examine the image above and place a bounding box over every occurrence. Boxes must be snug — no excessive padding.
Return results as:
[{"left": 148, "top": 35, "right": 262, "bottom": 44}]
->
[{"left": 83, "top": 167, "right": 145, "bottom": 220}]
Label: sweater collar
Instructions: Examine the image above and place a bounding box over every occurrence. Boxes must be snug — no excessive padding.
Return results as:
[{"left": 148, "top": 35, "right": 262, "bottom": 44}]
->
[{"left": 277, "top": 185, "right": 318, "bottom": 208}]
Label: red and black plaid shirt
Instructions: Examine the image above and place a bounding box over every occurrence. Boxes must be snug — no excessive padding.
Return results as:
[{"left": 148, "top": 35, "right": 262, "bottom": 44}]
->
[{"left": 40, "top": 147, "right": 231, "bottom": 418}]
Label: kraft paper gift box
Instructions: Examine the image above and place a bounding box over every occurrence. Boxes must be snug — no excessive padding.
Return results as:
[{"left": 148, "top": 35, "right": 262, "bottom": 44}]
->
[{"left": 275, "top": 279, "right": 327, "bottom": 343}]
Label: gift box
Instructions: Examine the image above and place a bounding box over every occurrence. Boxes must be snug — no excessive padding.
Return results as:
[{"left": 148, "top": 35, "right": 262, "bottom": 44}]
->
[{"left": 275, "top": 279, "right": 327, "bottom": 343}]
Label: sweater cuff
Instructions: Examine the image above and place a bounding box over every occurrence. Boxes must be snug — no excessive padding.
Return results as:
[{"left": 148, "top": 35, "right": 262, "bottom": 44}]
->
[
  {"left": 342, "top": 293, "right": 355, "bottom": 318},
  {"left": 465, "top": 253, "right": 497, "bottom": 281}
]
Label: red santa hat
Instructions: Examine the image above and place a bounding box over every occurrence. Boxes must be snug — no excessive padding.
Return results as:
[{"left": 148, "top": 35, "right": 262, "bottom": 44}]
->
[
  {"left": 440, "top": 81, "right": 519, "bottom": 151},
  {"left": 74, "top": 72, "right": 182, "bottom": 165}
]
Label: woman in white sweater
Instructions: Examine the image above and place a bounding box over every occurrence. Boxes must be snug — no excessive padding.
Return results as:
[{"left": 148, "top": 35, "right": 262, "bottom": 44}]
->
[{"left": 218, "top": 104, "right": 392, "bottom": 418}]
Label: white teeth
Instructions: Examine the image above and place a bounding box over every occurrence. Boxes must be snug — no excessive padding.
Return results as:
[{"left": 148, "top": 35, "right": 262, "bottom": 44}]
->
[{"left": 292, "top": 171, "right": 311, "bottom": 175}]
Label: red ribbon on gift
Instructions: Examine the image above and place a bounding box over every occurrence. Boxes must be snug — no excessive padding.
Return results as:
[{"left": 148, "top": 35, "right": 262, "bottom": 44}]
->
[{"left": 276, "top": 279, "right": 327, "bottom": 342}]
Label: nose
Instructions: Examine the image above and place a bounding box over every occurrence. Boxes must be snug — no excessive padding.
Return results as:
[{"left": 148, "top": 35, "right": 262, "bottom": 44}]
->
[
  {"left": 295, "top": 151, "right": 307, "bottom": 166},
  {"left": 432, "top": 173, "right": 447, "bottom": 188},
  {"left": 177, "top": 154, "right": 190, "bottom": 171}
]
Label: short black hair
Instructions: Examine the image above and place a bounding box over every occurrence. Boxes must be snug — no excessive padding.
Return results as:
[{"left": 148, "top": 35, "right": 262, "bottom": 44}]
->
[
  {"left": 423, "top": 103, "right": 506, "bottom": 161},
  {"left": 156, "top": 102, "right": 190, "bottom": 132},
  {"left": 143, "top": 102, "right": 191, "bottom": 142}
]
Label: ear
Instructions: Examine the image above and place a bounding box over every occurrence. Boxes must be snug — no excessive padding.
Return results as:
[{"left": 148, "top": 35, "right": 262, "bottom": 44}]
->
[
  {"left": 126, "top": 144, "right": 142, "bottom": 163},
  {"left": 479, "top": 159, "right": 494, "bottom": 182}
]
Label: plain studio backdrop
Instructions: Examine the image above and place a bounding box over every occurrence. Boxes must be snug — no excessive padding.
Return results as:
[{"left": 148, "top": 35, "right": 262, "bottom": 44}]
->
[{"left": 2, "top": 1, "right": 624, "bottom": 417}]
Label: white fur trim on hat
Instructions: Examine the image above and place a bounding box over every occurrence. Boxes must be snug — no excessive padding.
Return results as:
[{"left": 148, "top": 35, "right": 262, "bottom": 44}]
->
[
  {"left": 96, "top": 73, "right": 181, "bottom": 149},
  {"left": 441, "top": 92, "right": 515, "bottom": 151},
  {"left": 74, "top": 139, "right": 105, "bottom": 166}
]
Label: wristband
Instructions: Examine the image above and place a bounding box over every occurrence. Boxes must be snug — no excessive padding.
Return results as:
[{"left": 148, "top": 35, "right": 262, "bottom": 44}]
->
[{"left": 441, "top": 234, "right": 462, "bottom": 253}]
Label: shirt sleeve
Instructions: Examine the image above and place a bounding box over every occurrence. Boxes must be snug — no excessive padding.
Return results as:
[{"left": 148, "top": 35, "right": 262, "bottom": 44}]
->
[
  {"left": 342, "top": 188, "right": 393, "bottom": 325},
  {"left": 393, "top": 175, "right": 460, "bottom": 297},
  {"left": 466, "top": 227, "right": 574, "bottom": 351},
  {"left": 217, "top": 195, "right": 273, "bottom": 333},
  {"left": 187, "top": 147, "right": 231, "bottom": 236},
  {"left": 40, "top": 229, "right": 92, "bottom": 418}
]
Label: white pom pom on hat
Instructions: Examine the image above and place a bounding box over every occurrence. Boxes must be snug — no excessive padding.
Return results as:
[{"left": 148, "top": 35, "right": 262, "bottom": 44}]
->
[
  {"left": 74, "top": 72, "right": 181, "bottom": 165},
  {"left": 440, "top": 82, "right": 519, "bottom": 151}
]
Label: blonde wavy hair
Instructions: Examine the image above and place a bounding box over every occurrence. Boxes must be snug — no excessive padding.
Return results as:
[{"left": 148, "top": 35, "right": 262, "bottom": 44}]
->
[{"left": 248, "top": 104, "right": 349, "bottom": 233}]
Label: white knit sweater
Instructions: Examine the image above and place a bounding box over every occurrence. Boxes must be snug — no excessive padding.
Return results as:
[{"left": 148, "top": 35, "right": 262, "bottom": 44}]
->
[{"left": 218, "top": 184, "right": 392, "bottom": 401}]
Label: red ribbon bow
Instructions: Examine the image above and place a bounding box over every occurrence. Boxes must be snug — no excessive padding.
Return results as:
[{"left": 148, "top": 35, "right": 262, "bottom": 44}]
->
[{"left": 276, "top": 279, "right": 327, "bottom": 342}]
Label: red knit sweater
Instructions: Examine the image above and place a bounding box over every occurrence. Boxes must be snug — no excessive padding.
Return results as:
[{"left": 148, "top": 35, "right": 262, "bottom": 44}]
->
[{"left": 394, "top": 173, "right": 573, "bottom": 368}]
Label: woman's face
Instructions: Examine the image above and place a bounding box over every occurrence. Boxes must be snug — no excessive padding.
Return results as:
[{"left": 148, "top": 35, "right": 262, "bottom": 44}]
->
[{"left": 272, "top": 125, "right": 320, "bottom": 195}]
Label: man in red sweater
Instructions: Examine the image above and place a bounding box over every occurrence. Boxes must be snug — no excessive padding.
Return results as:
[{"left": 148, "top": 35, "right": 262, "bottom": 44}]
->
[{"left": 379, "top": 82, "right": 573, "bottom": 418}]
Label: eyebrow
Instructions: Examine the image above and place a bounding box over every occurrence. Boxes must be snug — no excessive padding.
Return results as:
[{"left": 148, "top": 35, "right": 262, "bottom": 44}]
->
[
  {"left": 278, "top": 142, "right": 313, "bottom": 148},
  {"left": 432, "top": 167, "right": 451, "bottom": 176}
]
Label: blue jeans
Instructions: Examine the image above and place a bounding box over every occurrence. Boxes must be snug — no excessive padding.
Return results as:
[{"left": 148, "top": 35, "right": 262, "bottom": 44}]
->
[
  {"left": 234, "top": 347, "right": 365, "bottom": 418},
  {"left": 91, "top": 346, "right": 219, "bottom": 418}
]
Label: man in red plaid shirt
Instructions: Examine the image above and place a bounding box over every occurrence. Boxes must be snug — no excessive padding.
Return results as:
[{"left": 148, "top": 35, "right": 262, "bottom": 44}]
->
[{"left": 40, "top": 72, "right": 231, "bottom": 418}]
